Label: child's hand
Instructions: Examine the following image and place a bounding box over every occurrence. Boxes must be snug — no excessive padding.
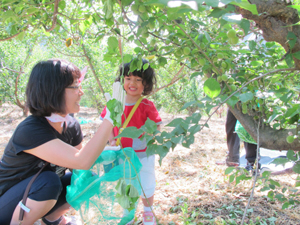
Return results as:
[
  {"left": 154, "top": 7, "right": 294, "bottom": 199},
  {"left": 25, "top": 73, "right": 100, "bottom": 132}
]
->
[
  {"left": 104, "top": 82, "right": 126, "bottom": 126},
  {"left": 109, "top": 139, "right": 117, "bottom": 146},
  {"left": 105, "top": 82, "right": 125, "bottom": 110}
]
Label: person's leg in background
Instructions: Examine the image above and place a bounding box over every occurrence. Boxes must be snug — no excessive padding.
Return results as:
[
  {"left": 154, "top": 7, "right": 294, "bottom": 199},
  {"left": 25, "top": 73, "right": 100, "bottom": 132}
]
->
[
  {"left": 244, "top": 142, "right": 261, "bottom": 172},
  {"left": 225, "top": 109, "right": 240, "bottom": 166}
]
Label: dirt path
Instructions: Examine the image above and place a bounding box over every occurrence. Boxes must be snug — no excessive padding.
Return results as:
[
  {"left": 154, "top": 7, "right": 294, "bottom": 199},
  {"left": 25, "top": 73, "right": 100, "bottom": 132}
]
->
[{"left": 1, "top": 104, "right": 299, "bottom": 224}]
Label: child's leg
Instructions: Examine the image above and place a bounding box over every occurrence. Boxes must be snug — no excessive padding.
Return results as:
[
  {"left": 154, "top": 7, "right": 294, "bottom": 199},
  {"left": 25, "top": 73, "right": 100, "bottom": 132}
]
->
[
  {"left": 142, "top": 195, "right": 154, "bottom": 209},
  {"left": 139, "top": 155, "right": 157, "bottom": 224},
  {"left": 139, "top": 155, "right": 156, "bottom": 204}
]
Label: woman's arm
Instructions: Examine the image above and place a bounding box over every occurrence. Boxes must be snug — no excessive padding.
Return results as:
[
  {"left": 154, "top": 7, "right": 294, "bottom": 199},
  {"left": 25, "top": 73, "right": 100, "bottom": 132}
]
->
[{"left": 25, "top": 119, "right": 113, "bottom": 170}]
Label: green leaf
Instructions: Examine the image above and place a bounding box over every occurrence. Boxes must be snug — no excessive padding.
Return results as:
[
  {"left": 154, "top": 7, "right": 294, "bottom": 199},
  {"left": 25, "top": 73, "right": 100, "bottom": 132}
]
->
[
  {"left": 16, "top": 31, "right": 25, "bottom": 41},
  {"left": 164, "top": 141, "right": 172, "bottom": 149},
  {"left": 158, "top": 56, "right": 168, "bottom": 66},
  {"left": 123, "top": 54, "right": 133, "bottom": 64},
  {"left": 239, "top": 92, "right": 253, "bottom": 103},
  {"left": 106, "top": 99, "right": 123, "bottom": 127},
  {"left": 280, "top": 90, "right": 293, "bottom": 103},
  {"left": 190, "top": 72, "right": 201, "bottom": 79},
  {"left": 143, "top": 63, "right": 149, "bottom": 70},
  {"left": 146, "top": 144, "right": 169, "bottom": 165},
  {"left": 143, "top": 118, "right": 157, "bottom": 134},
  {"left": 204, "top": 0, "right": 219, "bottom": 7},
  {"left": 116, "top": 195, "right": 131, "bottom": 209},
  {"left": 2, "top": 10, "right": 16, "bottom": 21},
  {"left": 107, "top": 36, "right": 119, "bottom": 49},
  {"left": 203, "top": 31, "right": 211, "bottom": 43},
  {"left": 203, "top": 78, "right": 221, "bottom": 99},
  {"left": 236, "top": 174, "right": 248, "bottom": 185},
  {"left": 189, "top": 112, "right": 202, "bottom": 124},
  {"left": 225, "top": 167, "right": 235, "bottom": 175},
  {"left": 115, "top": 127, "right": 143, "bottom": 139},
  {"left": 272, "top": 157, "right": 290, "bottom": 166},
  {"left": 249, "top": 40, "right": 256, "bottom": 51},
  {"left": 229, "top": 174, "right": 235, "bottom": 183},
  {"left": 103, "top": 0, "right": 114, "bottom": 19},
  {"left": 230, "top": 1, "right": 258, "bottom": 15},
  {"left": 260, "top": 186, "right": 270, "bottom": 192},
  {"left": 160, "top": 131, "right": 172, "bottom": 139},
  {"left": 134, "top": 47, "right": 142, "bottom": 53},
  {"left": 250, "top": 60, "right": 263, "bottom": 67},
  {"left": 208, "top": 8, "right": 226, "bottom": 18},
  {"left": 128, "top": 185, "right": 140, "bottom": 197},
  {"left": 239, "top": 19, "right": 250, "bottom": 35},
  {"left": 27, "top": 7, "right": 39, "bottom": 15},
  {"left": 292, "top": 163, "right": 300, "bottom": 173},
  {"left": 226, "top": 95, "right": 239, "bottom": 107},
  {"left": 284, "top": 104, "right": 300, "bottom": 118},
  {"left": 188, "top": 124, "right": 201, "bottom": 135},
  {"left": 183, "top": 135, "right": 194, "bottom": 148},
  {"left": 285, "top": 53, "right": 293, "bottom": 68},
  {"left": 267, "top": 113, "right": 280, "bottom": 124},
  {"left": 172, "top": 125, "right": 186, "bottom": 136},
  {"left": 268, "top": 190, "right": 274, "bottom": 200},
  {"left": 115, "top": 178, "right": 126, "bottom": 195},
  {"left": 293, "top": 51, "right": 300, "bottom": 60},
  {"left": 171, "top": 135, "right": 184, "bottom": 144},
  {"left": 79, "top": 22, "right": 87, "bottom": 35},
  {"left": 275, "top": 193, "right": 287, "bottom": 202},
  {"left": 282, "top": 202, "right": 290, "bottom": 209},
  {"left": 58, "top": 0, "right": 66, "bottom": 10},
  {"left": 287, "top": 150, "right": 298, "bottom": 161},
  {"left": 125, "top": 184, "right": 131, "bottom": 196},
  {"left": 122, "top": 0, "right": 134, "bottom": 6},
  {"left": 180, "top": 100, "right": 197, "bottom": 110},
  {"left": 166, "top": 118, "right": 184, "bottom": 127},
  {"left": 269, "top": 179, "right": 280, "bottom": 187},
  {"left": 287, "top": 31, "right": 297, "bottom": 49},
  {"left": 155, "top": 135, "right": 164, "bottom": 144}
]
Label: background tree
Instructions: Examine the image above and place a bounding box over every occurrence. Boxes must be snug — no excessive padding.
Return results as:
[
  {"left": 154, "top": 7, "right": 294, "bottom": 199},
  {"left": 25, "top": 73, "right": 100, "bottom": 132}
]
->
[{"left": 0, "top": 0, "right": 300, "bottom": 156}]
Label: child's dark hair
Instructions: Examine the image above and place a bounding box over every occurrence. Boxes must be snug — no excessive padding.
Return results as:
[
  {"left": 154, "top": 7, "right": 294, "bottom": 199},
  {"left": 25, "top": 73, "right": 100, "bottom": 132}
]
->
[{"left": 116, "top": 59, "right": 156, "bottom": 95}]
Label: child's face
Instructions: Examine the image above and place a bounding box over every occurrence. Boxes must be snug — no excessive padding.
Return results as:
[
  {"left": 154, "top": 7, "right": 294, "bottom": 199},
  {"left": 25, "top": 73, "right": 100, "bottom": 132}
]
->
[{"left": 124, "top": 74, "right": 144, "bottom": 97}]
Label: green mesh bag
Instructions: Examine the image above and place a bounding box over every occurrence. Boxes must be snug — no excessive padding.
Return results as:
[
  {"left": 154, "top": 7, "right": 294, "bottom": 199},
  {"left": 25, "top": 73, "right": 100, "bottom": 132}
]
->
[
  {"left": 235, "top": 120, "right": 257, "bottom": 144},
  {"left": 66, "top": 147, "right": 142, "bottom": 224}
]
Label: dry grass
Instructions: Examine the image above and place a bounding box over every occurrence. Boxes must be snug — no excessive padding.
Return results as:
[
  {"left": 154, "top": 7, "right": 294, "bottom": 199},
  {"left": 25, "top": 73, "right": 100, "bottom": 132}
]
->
[{"left": 1, "top": 104, "right": 300, "bottom": 225}]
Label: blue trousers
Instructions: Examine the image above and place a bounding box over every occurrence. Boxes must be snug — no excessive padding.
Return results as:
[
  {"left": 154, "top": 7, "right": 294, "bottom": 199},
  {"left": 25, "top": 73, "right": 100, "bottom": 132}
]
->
[{"left": 0, "top": 171, "right": 71, "bottom": 225}]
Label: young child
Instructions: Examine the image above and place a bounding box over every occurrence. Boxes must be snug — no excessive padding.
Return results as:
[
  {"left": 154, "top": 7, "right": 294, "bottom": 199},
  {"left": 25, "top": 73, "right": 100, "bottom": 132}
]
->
[{"left": 100, "top": 59, "right": 162, "bottom": 225}]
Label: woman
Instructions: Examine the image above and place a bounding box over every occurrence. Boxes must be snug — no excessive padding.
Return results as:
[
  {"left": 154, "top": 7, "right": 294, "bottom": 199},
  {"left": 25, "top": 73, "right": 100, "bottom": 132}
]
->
[{"left": 0, "top": 59, "right": 115, "bottom": 225}]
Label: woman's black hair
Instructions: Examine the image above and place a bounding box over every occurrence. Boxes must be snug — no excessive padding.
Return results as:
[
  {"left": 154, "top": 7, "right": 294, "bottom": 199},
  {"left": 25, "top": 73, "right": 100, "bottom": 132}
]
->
[
  {"left": 115, "top": 58, "right": 156, "bottom": 95},
  {"left": 26, "top": 59, "right": 81, "bottom": 116}
]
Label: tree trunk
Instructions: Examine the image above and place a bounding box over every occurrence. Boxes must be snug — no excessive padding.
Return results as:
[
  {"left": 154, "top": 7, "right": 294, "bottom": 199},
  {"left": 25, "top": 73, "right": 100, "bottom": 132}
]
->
[
  {"left": 236, "top": 0, "right": 300, "bottom": 68},
  {"left": 229, "top": 0, "right": 300, "bottom": 150}
]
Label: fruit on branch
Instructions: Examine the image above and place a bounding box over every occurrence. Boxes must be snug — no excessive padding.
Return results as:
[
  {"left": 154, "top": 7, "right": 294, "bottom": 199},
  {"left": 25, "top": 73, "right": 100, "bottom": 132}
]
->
[{"left": 227, "top": 29, "right": 236, "bottom": 39}]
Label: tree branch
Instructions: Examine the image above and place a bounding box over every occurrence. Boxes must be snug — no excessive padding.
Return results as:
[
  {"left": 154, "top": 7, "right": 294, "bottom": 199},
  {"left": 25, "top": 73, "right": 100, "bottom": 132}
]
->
[
  {"left": 0, "top": 28, "right": 28, "bottom": 42},
  {"left": 42, "top": 0, "right": 60, "bottom": 32},
  {"left": 47, "top": 38, "right": 84, "bottom": 57},
  {"left": 81, "top": 44, "right": 105, "bottom": 97},
  {"left": 236, "top": 0, "right": 300, "bottom": 69},
  {"left": 150, "top": 65, "right": 185, "bottom": 96}
]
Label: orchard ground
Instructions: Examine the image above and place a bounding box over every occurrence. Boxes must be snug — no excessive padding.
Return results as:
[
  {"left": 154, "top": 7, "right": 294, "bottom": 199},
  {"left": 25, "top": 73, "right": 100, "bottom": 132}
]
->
[{"left": 0, "top": 104, "right": 299, "bottom": 225}]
